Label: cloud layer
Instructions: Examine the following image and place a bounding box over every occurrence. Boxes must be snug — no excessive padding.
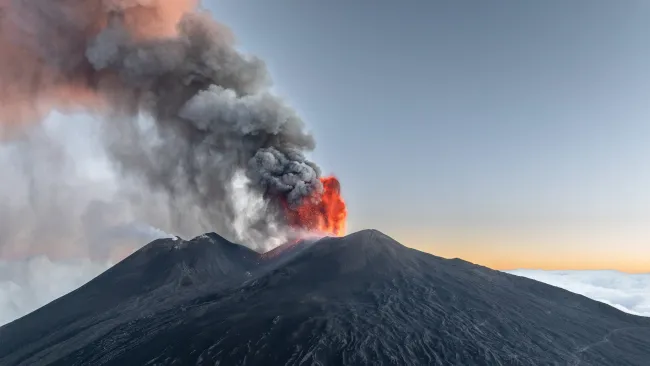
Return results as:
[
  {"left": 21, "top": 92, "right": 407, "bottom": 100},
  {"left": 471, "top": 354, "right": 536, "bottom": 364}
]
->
[{"left": 508, "top": 269, "right": 650, "bottom": 317}]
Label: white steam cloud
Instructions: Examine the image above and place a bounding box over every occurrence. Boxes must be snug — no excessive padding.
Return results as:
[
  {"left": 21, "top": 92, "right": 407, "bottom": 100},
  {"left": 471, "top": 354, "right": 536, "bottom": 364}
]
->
[
  {"left": 0, "top": 113, "right": 176, "bottom": 260},
  {"left": 0, "top": 257, "right": 112, "bottom": 326}
]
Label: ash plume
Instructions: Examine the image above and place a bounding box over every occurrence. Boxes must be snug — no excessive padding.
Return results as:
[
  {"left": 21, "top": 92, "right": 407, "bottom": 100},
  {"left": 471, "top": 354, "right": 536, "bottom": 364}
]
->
[{"left": 0, "top": 0, "right": 324, "bottom": 248}]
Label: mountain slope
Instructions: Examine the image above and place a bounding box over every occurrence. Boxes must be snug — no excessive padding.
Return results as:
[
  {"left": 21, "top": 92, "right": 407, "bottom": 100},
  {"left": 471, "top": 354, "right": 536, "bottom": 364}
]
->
[{"left": 1, "top": 230, "right": 649, "bottom": 366}]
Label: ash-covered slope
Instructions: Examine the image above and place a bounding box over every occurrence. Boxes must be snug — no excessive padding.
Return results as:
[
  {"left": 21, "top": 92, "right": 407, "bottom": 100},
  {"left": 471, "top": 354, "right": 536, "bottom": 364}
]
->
[{"left": 1, "top": 230, "right": 650, "bottom": 366}]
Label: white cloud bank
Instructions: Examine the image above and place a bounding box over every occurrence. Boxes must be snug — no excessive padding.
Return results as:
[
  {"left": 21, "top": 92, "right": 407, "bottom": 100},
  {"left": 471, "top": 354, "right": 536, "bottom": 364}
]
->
[{"left": 508, "top": 269, "right": 650, "bottom": 317}]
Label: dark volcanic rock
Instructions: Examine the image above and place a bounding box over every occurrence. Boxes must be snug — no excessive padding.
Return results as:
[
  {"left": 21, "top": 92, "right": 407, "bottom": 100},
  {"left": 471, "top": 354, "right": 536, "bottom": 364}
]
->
[{"left": 1, "top": 229, "right": 649, "bottom": 366}]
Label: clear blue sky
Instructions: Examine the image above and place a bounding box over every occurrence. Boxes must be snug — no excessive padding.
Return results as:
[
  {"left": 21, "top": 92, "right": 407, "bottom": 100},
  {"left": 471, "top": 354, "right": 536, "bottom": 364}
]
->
[{"left": 208, "top": 1, "right": 650, "bottom": 271}]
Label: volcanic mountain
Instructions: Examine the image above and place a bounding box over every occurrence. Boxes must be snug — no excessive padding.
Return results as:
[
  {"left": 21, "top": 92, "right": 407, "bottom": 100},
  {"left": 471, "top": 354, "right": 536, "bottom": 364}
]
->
[{"left": 1, "top": 230, "right": 649, "bottom": 366}]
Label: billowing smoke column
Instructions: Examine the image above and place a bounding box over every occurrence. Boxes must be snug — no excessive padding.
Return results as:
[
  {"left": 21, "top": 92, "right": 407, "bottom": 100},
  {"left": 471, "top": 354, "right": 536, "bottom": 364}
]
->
[{"left": 0, "top": 0, "right": 347, "bottom": 247}]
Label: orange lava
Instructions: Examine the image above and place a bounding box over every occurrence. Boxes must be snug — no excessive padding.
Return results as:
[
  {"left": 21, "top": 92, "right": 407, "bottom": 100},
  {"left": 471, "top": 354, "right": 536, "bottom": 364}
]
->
[{"left": 286, "top": 176, "right": 348, "bottom": 236}]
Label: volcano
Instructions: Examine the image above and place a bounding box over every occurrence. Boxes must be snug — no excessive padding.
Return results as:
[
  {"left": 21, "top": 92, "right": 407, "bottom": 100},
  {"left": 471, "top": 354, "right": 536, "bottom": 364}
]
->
[{"left": 1, "top": 230, "right": 649, "bottom": 366}]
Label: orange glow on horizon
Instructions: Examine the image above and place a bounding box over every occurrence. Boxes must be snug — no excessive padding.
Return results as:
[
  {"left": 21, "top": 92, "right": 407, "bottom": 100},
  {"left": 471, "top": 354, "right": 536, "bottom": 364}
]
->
[
  {"left": 377, "top": 226, "right": 650, "bottom": 274},
  {"left": 405, "top": 242, "right": 650, "bottom": 274}
]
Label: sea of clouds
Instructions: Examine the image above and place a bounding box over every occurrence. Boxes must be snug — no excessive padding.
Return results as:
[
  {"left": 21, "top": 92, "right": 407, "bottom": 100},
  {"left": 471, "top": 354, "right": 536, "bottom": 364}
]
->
[
  {"left": 0, "top": 261, "right": 648, "bottom": 326},
  {"left": 508, "top": 269, "right": 650, "bottom": 317}
]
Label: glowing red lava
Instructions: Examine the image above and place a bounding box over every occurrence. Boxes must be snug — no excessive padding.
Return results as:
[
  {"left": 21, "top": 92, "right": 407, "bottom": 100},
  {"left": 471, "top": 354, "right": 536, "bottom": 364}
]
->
[{"left": 286, "top": 176, "right": 347, "bottom": 236}]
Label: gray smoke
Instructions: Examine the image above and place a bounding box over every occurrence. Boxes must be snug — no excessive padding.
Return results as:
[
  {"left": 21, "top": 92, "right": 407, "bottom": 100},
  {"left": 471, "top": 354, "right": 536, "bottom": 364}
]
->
[{"left": 0, "top": 0, "right": 324, "bottom": 248}]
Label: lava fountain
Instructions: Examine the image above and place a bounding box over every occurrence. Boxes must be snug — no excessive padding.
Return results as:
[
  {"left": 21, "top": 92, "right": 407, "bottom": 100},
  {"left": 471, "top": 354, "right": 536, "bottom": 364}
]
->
[{"left": 285, "top": 176, "right": 347, "bottom": 237}]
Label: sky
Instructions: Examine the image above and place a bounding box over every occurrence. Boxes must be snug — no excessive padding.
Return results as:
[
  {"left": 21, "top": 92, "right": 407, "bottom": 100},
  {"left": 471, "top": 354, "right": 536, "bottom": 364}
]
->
[{"left": 206, "top": 1, "right": 650, "bottom": 272}]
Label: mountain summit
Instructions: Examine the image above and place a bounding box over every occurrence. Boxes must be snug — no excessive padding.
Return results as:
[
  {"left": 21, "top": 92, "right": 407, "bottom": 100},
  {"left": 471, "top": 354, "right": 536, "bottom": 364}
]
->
[{"left": 1, "top": 230, "right": 649, "bottom": 365}]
